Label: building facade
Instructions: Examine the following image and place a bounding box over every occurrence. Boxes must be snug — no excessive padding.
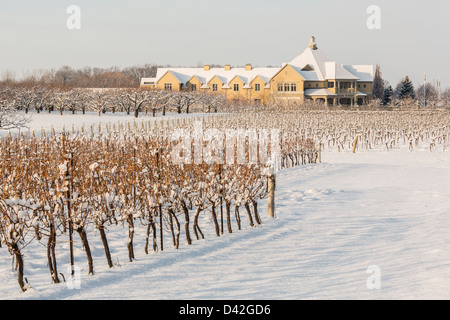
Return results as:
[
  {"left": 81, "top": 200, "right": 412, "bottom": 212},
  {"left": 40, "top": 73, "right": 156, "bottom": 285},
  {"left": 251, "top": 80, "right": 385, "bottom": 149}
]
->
[{"left": 141, "top": 37, "right": 374, "bottom": 106}]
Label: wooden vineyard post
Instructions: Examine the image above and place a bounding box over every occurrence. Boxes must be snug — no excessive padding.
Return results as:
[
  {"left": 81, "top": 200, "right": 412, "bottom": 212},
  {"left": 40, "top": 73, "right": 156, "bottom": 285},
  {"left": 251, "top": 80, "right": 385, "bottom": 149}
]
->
[
  {"left": 156, "top": 148, "right": 163, "bottom": 252},
  {"left": 61, "top": 135, "right": 75, "bottom": 276},
  {"left": 318, "top": 142, "right": 322, "bottom": 163},
  {"left": 352, "top": 136, "right": 358, "bottom": 153},
  {"left": 267, "top": 168, "right": 276, "bottom": 218}
]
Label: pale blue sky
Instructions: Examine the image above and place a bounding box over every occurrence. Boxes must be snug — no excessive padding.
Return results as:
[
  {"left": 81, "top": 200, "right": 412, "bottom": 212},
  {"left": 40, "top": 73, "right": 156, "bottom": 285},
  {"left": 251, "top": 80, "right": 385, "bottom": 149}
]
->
[{"left": 0, "top": 0, "right": 449, "bottom": 88}]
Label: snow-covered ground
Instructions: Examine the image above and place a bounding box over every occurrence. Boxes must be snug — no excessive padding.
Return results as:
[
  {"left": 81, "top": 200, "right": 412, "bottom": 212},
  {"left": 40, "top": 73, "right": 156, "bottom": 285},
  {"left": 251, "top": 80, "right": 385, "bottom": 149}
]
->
[
  {"left": 1, "top": 145, "right": 449, "bottom": 300},
  {"left": 0, "top": 110, "right": 211, "bottom": 138}
]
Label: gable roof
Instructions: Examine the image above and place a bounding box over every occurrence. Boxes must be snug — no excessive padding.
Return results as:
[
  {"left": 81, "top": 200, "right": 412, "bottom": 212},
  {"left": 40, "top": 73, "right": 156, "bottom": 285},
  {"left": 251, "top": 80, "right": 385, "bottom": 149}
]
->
[
  {"left": 269, "top": 63, "right": 307, "bottom": 82},
  {"left": 157, "top": 70, "right": 188, "bottom": 84},
  {"left": 155, "top": 66, "right": 279, "bottom": 88},
  {"left": 289, "top": 47, "right": 329, "bottom": 80},
  {"left": 187, "top": 75, "right": 206, "bottom": 84},
  {"left": 290, "top": 47, "right": 359, "bottom": 80}
]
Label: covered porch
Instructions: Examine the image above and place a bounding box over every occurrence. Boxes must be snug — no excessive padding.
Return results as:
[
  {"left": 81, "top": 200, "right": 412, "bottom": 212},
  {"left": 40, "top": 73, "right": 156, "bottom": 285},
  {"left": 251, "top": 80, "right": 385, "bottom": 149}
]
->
[{"left": 304, "top": 88, "right": 337, "bottom": 106}]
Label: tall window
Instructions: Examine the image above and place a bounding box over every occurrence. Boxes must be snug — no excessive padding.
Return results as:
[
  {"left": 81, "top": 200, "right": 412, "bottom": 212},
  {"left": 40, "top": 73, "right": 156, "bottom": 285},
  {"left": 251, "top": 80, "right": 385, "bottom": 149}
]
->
[
  {"left": 255, "top": 83, "right": 261, "bottom": 92},
  {"left": 277, "top": 82, "right": 297, "bottom": 92},
  {"left": 212, "top": 83, "right": 218, "bottom": 92},
  {"left": 291, "top": 83, "right": 297, "bottom": 92},
  {"left": 191, "top": 84, "right": 197, "bottom": 91},
  {"left": 277, "top": 83, "right": 283, "bottom": 92},
  {"left": 234, "top": 83, "right": 239, "bottom": 92},
  {"left": 164, "top": 83, "right": 172, "bottom": 91}
]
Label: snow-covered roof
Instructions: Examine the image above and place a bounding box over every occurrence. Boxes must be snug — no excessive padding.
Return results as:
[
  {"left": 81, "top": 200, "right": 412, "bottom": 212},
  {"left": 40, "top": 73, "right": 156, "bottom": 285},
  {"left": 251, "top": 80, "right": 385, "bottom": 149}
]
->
[
  {"left": 325, "top": 62, "right": 359, "bottom": 80},
  {"left": 140, "top": 77, "right": 156, "bottom": 85},
  {"left": 289, "top": 65, "right": 320, "bottom": 81},
  {"left": 155, "top": 67, "right": 279, "bottom": 88},
  {"left": 290, "top": 47, "right": 330, "bottom": 80},
  {"left": 290, "top": 47, "right": 363, "bottom": 81},
  {"left": 304, "top": 88, "right": 336, "bottom": 96},
  {"left": 150, "top": 38, "right": 373, "bottom": 88},
  {"left": 188, "top": 75, "right": 206, "bottom": 84},
  {"left": 343, "top": 65, "right": 374, "bottom": 82}
]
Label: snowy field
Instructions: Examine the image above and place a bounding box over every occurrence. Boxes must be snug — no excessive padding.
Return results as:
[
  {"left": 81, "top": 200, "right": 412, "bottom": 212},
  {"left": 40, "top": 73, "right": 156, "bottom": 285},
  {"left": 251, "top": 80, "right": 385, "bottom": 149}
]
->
[
  {"left": 1, "top": 148, "right": 449, "bottom": 300},
  {"left": 1, "top": 111, "right": 450, "bottom": 300},
  {"left": 0, "top": 110, "right": 211, "bottom": 138}
]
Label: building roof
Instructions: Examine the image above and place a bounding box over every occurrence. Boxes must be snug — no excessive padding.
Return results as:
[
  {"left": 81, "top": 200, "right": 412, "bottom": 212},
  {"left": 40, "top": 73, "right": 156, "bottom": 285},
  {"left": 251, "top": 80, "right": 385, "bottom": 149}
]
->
[
  {"left": 154, "top": 67, "right": 279, "bottom": 88},
  {"left": 289, "top": 47, "right": 359, "bottom": 80},
  {"left": 304, "top": 88, "right": 337, "bottom": 96},
  {"left": 148, "top": 37, "right": 373, "bottom": 88},
  {"left": 140, "top": 77, "right": 156, "bottom": 85},
  {"left": 343, "top": 65, "right": 374, "bottom": 82}
]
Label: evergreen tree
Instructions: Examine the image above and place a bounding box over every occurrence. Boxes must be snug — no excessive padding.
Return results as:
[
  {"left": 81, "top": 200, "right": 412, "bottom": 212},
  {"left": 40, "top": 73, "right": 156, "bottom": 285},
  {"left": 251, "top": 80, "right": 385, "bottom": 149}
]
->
[
  {"left": 372, "top": 65, "right": 384, "bottom": 99},
  {"left": 382, "top": 84, "right": 394, "bottom": 106},
  {"left": 395, "top": 76, "right": 415, "bottom": 100}
]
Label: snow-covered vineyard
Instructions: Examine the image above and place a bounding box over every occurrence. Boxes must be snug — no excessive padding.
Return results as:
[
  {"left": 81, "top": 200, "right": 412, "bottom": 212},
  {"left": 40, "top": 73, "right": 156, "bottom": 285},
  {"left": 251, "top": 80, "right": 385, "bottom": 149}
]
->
[{"left": 1, "top": 109, "right": 450, "bottom": 299}]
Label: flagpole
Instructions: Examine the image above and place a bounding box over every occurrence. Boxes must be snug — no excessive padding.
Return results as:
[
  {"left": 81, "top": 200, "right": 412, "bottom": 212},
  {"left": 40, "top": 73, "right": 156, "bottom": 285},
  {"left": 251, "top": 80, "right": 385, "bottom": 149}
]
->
[{"left": 424, "top": 72, "right": 426, "bottom": 108}]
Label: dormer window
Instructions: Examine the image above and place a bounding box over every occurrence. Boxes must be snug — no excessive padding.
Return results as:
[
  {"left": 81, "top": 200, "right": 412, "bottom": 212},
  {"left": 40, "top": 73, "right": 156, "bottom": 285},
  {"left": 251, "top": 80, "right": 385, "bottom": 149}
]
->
[{"left": 301, "top": 64, "right": 315, "bottom": 71}]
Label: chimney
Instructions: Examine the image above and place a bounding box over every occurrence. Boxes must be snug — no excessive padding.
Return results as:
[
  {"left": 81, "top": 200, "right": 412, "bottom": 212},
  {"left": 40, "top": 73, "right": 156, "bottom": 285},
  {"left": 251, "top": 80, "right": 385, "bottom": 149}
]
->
[
  {"left": 204, "top": 64, "right": 210, "bottom": 71},
  {"left": 245, "top": 63, "right": 252, "bottom": 71},
  {"left": 224, "top": 64, "right": 231, "bottom": 71},
  {"left": 309, "top": 36, "right": 318, "bottom": 50}
]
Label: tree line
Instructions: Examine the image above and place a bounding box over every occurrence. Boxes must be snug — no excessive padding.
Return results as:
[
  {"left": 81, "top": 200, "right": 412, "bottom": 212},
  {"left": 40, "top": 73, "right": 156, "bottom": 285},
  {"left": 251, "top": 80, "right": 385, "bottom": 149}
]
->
[
  {"left": 0, "top": 85, "right": 229, "bottom": 129},
  {"left": 1, "top": 64, "right": 160, "bottom": 89},
  {"left": 372, "top": 65, "right": 450, "bottom": 108}
]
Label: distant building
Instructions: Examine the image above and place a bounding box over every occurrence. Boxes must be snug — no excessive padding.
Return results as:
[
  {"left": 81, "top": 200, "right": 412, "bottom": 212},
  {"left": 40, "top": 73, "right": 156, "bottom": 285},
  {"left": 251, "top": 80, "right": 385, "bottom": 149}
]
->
[{"left": 141, "top": 37, "right": 374, "bottom": 105}]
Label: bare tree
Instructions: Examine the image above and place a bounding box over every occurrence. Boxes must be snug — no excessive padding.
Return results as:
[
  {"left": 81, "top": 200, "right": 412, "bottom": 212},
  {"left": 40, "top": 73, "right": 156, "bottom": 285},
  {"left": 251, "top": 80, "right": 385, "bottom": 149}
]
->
[
  {"left": 51, "top": 89, "right": 72, "bottom": 115},
  {"left": 146, "top": 90, "right": 168, "bottom": 117},
  {"left": 183, "top": 92, "right": 199, "bottom": 114},
  {"left": 88, "top": 89, "right": 113, "bottom": 116},
  {"left": 0, "top": 97, "right": 30, "bottom": 130},
  {"left": 167, "top": 91, "right": 186, "bottom": 114},
  {"left": 198, "top": 93, "right": 226, "bottom": 113},
  {"left": 33, "top": 86, "right": 51, "bottom": 114},
  {"left": 111, "top": 89, "right": 133, "bottom": 115},
  {"left": 126, "top": 89, "right": 148, "bottom": 118},
  {"left": 15, "top": 87, "right": 35, "bottom": 114}
]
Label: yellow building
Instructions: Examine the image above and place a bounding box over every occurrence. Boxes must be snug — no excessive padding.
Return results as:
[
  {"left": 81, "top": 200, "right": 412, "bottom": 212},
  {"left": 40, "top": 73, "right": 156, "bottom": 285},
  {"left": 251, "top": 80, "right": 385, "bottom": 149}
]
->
[{"left": 141, "top": 37, "right": 374, "bottom": 106}]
